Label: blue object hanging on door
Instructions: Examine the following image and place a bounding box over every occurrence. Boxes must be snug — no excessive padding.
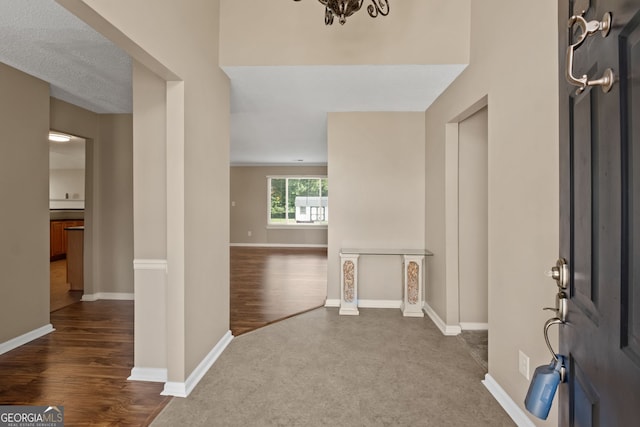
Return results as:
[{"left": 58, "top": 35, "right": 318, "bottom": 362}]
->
[
  {"left": 525, "top": 355, "right": 566, "bottom": 420},
  {"left": 525, "top": 316, "right": 567, "bottom": 420}
]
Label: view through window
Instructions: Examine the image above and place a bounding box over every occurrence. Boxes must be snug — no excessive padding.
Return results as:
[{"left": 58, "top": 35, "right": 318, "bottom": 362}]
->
[{"left": 268, "top": 176, "right": 328, "bottom": 225}]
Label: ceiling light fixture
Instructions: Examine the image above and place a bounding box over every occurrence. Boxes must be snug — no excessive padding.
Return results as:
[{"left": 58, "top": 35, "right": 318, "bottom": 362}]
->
[
  {"left": 48, "top": 133, "right": 71, "bottom": 143},
  {"left": 293, "top": 0, "right": 390, "bottom": 26}
]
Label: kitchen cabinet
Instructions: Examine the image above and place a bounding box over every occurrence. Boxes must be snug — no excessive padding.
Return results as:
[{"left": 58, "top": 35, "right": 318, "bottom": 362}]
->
[{"left": 50, "top": 220, "right": 84, "bottom": 261}]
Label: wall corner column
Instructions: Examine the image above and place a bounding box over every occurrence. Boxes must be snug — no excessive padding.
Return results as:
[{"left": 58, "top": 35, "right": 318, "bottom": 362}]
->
[{"left": 164, "top": 80, "right": 186, "bottom": 388}]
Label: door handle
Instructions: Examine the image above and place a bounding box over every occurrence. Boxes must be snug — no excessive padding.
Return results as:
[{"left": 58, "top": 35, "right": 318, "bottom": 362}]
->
[
  {"left": 544, "top": 318, "right": 565, "bottom": 369},
  {"left": 566, "top": 12, "right": 615, "bottom": 94},
  {"left": 544, "top": 291, "right": 568, "bottom": 322}
]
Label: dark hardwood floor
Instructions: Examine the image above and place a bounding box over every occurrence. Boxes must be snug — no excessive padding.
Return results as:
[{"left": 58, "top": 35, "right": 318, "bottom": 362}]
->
[
  {"left": 0, "top": 301, "right": 170, "bottom": 426},
  {"left": 1, "top": 247, "right": 327, "bottom": 425},
  {"left": 230, "top": 246, "right": 328, "bottom": 336}
]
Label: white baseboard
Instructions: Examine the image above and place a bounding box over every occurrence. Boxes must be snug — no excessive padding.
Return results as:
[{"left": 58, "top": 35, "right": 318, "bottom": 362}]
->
[
  {"left": 423, "top": 303, "right": 461, "bottom": 336},
  {"left": 82, "top": 292, "right": 135, "bottom": 301},
  {"left": 133, "top": 259, "right": 168, "bottom": 272},
  {"left": 460, "top": 322, "right": 489, "bottom": 331},
  {"left": 482, "top": 374, "right": 535, "bottom": 427},
  {"left": 162, "top": 330, "right": 233, "bottom": 398},
  {"left": 358, "top": 299, "right": 402, "bottom": 309},
  {"left": 325, "top": 299, "right": 403, "bottom": 310},
  {"left": 0, "top": 324, "right": 54, "bottom": 356},
  {"left": 162, "top": 381, "right": 188, "bottom": 398},
  {"left": 230, "top": 243, "right": 328, "bottom": 248},
  {"left": 128, "top": 367, "right": 168, "bottom": 383}
]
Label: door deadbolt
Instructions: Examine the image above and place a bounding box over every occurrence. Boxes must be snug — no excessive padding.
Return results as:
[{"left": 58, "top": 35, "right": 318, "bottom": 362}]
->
[{"left": 549, "top": 258, "right": 569, "bottom": 289}]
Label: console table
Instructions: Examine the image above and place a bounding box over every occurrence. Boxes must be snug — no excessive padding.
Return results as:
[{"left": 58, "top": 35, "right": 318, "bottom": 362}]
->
[{"left": 339, "top": 248, "right": 434, "bottom": 317}]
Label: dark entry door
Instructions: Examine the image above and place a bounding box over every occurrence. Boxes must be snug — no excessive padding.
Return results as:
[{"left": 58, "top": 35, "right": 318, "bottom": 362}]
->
[{"left": 559, "top": 0, "right": 640, "bottom": 425}]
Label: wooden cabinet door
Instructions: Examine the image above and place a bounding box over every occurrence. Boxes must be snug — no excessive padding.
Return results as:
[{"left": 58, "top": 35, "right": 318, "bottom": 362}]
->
[{"left": 50, "top": 221, "right": 66, "bottom": 259}]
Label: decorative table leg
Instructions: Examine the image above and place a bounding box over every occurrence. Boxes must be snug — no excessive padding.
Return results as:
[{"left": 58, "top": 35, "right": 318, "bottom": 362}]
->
[
  {"left": 401, "top": 255, "right": 424, "bottom": 317},
  {"left": 339, "top": 254, "right": 359, "bottom": 315}
]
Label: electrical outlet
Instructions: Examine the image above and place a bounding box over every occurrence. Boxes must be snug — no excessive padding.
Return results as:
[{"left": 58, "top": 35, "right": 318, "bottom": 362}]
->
[
  {"left": 247, "top": 230, "right": 252, "bottom": 237},
  {"left": 231, "top": 201, "right": 236, "bottom": 207},
  {"left": 519, "top": 350, "right": 530, "bottom": 380}
]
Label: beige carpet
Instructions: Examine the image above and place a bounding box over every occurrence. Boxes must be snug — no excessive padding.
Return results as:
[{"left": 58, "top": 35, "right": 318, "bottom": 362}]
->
[{"left": 152, "top": 308, "right": 515, "bottom": 426}]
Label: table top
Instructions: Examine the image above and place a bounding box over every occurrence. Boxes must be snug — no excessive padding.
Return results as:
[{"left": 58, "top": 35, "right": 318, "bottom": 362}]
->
[{"left": 340, "top": 248, "right": 433, "bottom": 256}]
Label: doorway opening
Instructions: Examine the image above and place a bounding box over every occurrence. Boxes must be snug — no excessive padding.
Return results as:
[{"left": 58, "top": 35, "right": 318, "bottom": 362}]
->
[
  {"left": 457, "top": 106, "right": 488, "bottom": 370},
  {"left": 458, "top": 106, "right": 488, "bottom": 330},
  {"left": 445, "top": 99, "right": 489, "bottom": 369},
  {"left": 49, "top": 131, "right": 86, "bottom": 312}
]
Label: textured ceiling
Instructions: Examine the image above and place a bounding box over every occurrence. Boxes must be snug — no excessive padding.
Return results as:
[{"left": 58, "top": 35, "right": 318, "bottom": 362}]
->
[
  {"left": 0, "top": 0, "right": 132, "bottom": 114},
  {"left": 0, "top": 1, "right": 466, "bottom": 165}
]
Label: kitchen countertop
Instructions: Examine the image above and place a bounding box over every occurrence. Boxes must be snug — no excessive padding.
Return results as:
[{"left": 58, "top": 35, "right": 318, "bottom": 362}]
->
[{"left": 50, "top": 210, "right": 84, "bottom": 221}]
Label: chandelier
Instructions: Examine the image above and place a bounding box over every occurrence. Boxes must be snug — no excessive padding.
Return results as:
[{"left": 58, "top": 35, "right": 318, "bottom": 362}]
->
[{"left": 293, "top": 0, "right": 390, "bottom": 26}]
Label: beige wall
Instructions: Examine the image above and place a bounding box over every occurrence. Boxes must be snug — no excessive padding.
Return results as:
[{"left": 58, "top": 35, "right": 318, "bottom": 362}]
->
[
  {"left": 328, "top": 112, "right": 425, "bottom": 302},
  {"left": 220, "top": 0, "right": 469, "bottom": 66},
  {"left": 132, "top": 61, "right": 167, "bottom": 259},
  {"left": 458, "top": 107, "right": 488, "bottom": 325},
  {"left": 0, "top": 63, "right": 50, "bottom": 343},
  {"left": 50, "top": 98, "right": 134, "bottom": 297},
  {"left": 94, "top": 114, "right": 134, "bottom": 294},
  {"left": 424, "top": 1, "right": 559, "bottom": 425},
  {"left": 230, "top": 166, "right": 328, "bottom": 245},
  {"left": 66, "top": 0, "right": 231, "bottom": 383}
]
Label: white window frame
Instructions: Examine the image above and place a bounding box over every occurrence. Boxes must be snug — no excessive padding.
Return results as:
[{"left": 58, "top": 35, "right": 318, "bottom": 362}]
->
[{"left": 267, "top": 175, "right": 328, "bottom": 229}]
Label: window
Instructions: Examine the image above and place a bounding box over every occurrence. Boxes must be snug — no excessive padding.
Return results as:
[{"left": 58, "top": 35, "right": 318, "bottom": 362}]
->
[{"left": 268, "top": 176, "right": 328, "bottom": 226}]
